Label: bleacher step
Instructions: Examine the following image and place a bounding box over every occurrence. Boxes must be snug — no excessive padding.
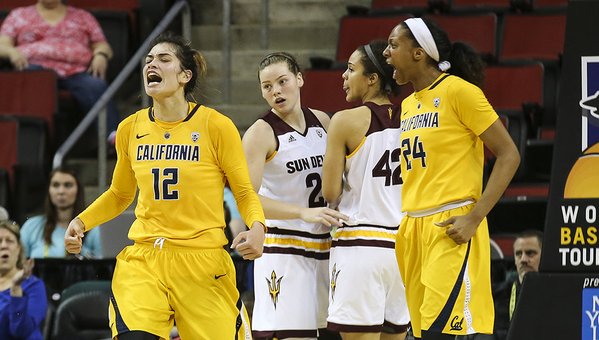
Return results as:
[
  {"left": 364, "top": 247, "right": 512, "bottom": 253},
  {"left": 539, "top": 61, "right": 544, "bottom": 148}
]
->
[{"left": 192, "top": 23, "right": 339, "bottom": 51}]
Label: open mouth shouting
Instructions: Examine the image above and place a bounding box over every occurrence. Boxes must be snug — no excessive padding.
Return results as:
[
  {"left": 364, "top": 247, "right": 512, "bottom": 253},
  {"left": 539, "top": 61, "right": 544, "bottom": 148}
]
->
[{"left": 146, "top": 72, "right": 163, "bottom": 87}]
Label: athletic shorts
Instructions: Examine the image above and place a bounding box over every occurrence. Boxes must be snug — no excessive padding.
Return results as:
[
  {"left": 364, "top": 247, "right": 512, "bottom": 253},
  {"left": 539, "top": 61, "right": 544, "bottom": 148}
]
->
[
  {"left": 109, "top": 242, "right": 251, "bottom": 340},
  {"left": 396, "top": 204, "right": 494, "bottom": 338},
  {"left": 327, "top": 239, "right": 410, "bottom": 333},
  {"left": 252, "top": 251, "right": 329, "bottom": 338}
]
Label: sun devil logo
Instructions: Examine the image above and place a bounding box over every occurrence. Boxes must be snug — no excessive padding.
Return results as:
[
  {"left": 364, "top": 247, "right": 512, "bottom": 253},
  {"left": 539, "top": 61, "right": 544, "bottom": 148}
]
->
[
  {"left": 191, "top": 132, "right": 200, "bottom": 142},
  {"left": 330, "top": 263, "right": 340, "bottom": 301},
  {"left": 266, "top": 270, "right": 283, "bottom": 309}
]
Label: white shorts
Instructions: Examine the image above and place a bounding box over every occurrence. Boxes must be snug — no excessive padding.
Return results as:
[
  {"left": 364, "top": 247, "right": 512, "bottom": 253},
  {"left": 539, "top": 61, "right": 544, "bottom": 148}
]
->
[
  {"left": 252, "top": 252, "right": 329, "bottom": 338},
  {"left": 327, "top": 245, "right": 410, "bottom": 333}
]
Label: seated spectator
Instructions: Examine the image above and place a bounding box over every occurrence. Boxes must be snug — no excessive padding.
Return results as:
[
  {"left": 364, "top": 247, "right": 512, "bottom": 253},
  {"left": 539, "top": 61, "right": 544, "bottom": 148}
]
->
[
  {"left": 20, "top": 167, "right": 101, "bottom": 258},
  {"left": 511, "top": 229, "right": 543, "bottom": 319},
  {"left": 0, "top": 220, "right": 48, "bottom": 340},
  {"left": 493, "top": 230, "right": 543, "bottom": 339},
  {"left": 0, "top": 0, "right": 120, "bottom": 143}
]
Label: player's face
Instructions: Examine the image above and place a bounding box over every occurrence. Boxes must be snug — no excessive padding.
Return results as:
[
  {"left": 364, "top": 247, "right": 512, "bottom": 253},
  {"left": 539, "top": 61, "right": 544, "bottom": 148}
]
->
[
  {"left": 143, "top": 43, "right": 191, "bottom": 100},
  {"left": 514, "top": 237, "right": 542, "bottom": 282},
  {"left": 342, "top": 50, "right": 371, "bottom": 103},
  {"left": 49, "top": 172, "right": 78, "bottom": 211},
  {"left": 0, "top": 227, "right": 20, "bottom": 273},
  {"left": 259, "top": 62, "right": 303, "bottom": 115},
  {"left": 384, "top": 25, "right": 416, "bottom": 86}
]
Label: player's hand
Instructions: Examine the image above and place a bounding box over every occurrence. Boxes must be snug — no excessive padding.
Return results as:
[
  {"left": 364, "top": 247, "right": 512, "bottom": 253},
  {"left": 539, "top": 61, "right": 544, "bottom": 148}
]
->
[
  {"left": 434, "top": 213, "right": 481, "bottom": 244},
  {"left": 64, "top": 218, "right": 85, "bottom": 254},
  {"left": 299, "top": 207, "right": 348, "bottom": 228},
  {"left": 88, "top": 54, "right": 108, "bottom": 80},
  {"left": 9, "top": 48, "right": 28, "bottom": 71},
  {"left": 231, "top": 222, "right": 265, "bottom": 260}
]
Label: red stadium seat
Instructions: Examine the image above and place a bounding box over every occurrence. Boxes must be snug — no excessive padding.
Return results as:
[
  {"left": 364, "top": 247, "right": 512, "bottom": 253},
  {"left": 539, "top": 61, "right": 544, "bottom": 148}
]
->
[
  {"left": 302, "top": 69, "right": 357, "bottom": 114},
  {"left": 0, "top": 120, "right": 18, "bottom": 180},
  {"left": 533, "top": 0, "right": 568, "bottom": 10},
  {"left": 371, "top": 0, "right": 429, "bottom": 10},
  {"left": 425, "top": 13, "right": 498, "bottom": 59},
  {"left": 449, "top": 0, "right": 511, "bottom": 12},
  {"left": 0, "top": 70, "right": 58, "bottom": 134},
  {"left": 484, "top": 63, "right": 544, "bottom": 111},
  {"left": 336, "top": 14, "right": 413, "bottom": 62},
  {"left": 500, "top": 14, "right": 567, "bottom": 62}
]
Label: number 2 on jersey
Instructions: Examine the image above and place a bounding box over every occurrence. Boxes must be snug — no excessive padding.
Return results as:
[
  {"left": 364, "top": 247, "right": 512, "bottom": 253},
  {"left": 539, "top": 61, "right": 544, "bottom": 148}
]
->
[
  {"left": 306, "top": 173, "right": 326, "bottom": 208},
  {"left": 401, "top": 135, "right": 427, "bottom": 170},
  {"left": 152, "top": 168, "right": 179, "bottom": 200}
]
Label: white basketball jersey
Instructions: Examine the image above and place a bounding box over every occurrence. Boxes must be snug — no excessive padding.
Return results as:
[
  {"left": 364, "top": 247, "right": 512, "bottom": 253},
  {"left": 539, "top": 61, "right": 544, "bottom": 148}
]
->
[
  {"left": 338, "top": 102, "right": 404, "bottom": 227},
  {"left": 259, "top": 108, "right": 329, "bottom": 234}
]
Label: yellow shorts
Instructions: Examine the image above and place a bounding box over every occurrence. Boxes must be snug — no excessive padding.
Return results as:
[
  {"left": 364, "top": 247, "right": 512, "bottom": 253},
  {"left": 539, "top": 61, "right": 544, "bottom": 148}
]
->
[
  {"left": 109, "top": 243, "right": 251, "bottom": 340},
  {"left": 396, "top": 204, "right": 494, "bottom": 338}
]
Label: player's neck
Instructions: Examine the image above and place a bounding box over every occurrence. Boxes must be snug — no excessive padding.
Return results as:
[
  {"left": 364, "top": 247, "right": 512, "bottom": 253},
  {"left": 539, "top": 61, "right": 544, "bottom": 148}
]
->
[
  {"left": 274, "top": 107, "right": 305, "bottom": 132},
  {"left": 153, "top": 96, "right": 189, "bottom": 122}
]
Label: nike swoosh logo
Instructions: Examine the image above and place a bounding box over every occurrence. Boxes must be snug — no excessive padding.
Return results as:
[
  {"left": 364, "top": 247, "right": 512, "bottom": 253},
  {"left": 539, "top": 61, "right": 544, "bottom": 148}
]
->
[
  {"left": 136, "top": 133, "right": 149, "bottom": 139},
  {"left": 214, "top": 274, "right": 227, "bottom": 279}
]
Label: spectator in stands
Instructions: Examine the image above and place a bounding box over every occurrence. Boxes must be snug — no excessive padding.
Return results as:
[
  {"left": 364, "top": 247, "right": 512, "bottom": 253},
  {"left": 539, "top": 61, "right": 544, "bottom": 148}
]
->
[
  {"left": 384, "top": 17, "right": 520, "bottom": 339},
  {"left": 0, "top": 206, "right": 9, "bottom": 222},
  {"left": 0, "top": 0, "right": 120, "bottom": 143},
  {"left": 511, "top": 230, "right": 543, "bottom": 319},
  {"left": 20, "top": 167, "right": 101, "bottom": 258},
  {"left": 0, "top": 220, "right": 47, "bottom": 340}
]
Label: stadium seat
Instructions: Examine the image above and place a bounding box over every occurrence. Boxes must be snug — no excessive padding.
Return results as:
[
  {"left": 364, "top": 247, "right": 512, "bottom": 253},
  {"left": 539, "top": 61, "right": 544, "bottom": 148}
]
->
[
  {"left": 499, "top": 111, "right": 529, "bottom": 180},
  {"left": 0, "top": 120, "right": 18, "bottom": 180},
  {"left": 370, "top": 0, "right": 431, "bottom": 14},
  {"left": 302, "top": 69, "right": 357, "bottom": 114},
  {"left": 51, "top": 282, "right": 111, "bottom": 340},
  {"left": 0, "top": 168, "right": 8, "bottom": 210},
  {"left": 444, "top": 0, "right": 512, "bottom": 12},
  {"left": 0, "top": 116, "right": 49, "bottom": 223},
  {"left": 499, "top": 14, "right": 567, "bottom": 62},
  {"left": 484, "top": 63, "right": 544, "bottom": 111},
  {"left": 0, "top": 70, "right": 58, "bottom": 135},
  {"left": 336, "top": 14, "right": 413, "bottom": 62},
  {"left": 424, "top": 13, "right": 498, "bottom": 60},
  {"left": 92, "top": 10, "right": 132, "bottom": 82}
]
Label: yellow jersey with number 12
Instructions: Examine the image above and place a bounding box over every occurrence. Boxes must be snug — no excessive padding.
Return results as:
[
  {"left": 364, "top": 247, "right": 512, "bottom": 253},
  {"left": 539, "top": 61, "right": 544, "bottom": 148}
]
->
[
  {"left": 399, "top": 74, "right": 498, "bottom": 212},
  {"left": 79, "top": 103, "right": 265, "bottom": 248}
]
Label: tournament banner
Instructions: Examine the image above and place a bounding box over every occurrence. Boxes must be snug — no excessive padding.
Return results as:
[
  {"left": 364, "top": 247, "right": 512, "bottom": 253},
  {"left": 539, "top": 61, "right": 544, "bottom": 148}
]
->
[
  {"left": 508, "top": 1, "right": 599, "bottom": 339},
  {"left": 540, "top": 0, "right": 599, "bottom": 273}
]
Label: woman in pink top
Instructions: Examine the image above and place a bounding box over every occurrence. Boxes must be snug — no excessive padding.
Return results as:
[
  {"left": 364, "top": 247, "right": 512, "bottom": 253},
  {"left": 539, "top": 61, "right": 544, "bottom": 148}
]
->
[{"left": 0, "top": 0, "right": 120, "bottom": 143}]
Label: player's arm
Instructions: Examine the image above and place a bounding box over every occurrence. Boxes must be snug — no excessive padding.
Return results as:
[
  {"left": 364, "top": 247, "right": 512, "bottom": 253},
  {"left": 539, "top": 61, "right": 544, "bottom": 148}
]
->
[
  {"left": 243, "top": 119, "right": 347, "bottom": 226},
  {"left": 216, "top": 116, "right": 265, "bottom": 259},
  {"left": 322, "top": 111, "right": 348, "bottom": 207},
  {"left": 66, "top": 119, "right": 138, "bottom": 254},
  {"left": 311, "top": 109, "right": 332, "bottom": 130},
  {"left": 77, "top": 120, "right": 138, "bottom": 230}
]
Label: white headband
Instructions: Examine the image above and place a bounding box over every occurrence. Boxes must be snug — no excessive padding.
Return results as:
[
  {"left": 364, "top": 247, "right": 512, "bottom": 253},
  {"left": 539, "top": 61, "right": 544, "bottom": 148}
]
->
[{"left": 404, "top": 18, "right": 451, "bottom": 72}]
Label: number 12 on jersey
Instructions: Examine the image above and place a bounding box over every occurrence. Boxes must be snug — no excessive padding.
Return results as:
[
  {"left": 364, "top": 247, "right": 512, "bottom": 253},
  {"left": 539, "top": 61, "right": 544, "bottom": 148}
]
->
[{"left": 152, "top": 168, "right": 179, "bottom": 200}]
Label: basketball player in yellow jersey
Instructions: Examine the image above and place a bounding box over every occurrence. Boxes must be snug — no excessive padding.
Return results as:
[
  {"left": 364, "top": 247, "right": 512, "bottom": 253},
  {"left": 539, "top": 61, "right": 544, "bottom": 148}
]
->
[
  {"left": 384, "top": 18, "right": 520, "bottom": 340},
  {"left": 64, "top": 32, "right": 266, "bottom": 340}
]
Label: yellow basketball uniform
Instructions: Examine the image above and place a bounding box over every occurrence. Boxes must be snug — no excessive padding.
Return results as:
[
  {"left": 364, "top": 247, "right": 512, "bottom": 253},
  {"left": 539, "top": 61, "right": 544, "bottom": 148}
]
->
[
  {"left": 396, "top": 74, "right": 498, "bottom": 337},
  {"left": 79, "top": 103, "right": 264, "bottom": 339}
]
